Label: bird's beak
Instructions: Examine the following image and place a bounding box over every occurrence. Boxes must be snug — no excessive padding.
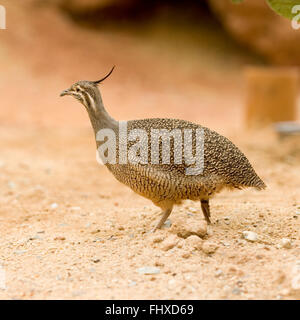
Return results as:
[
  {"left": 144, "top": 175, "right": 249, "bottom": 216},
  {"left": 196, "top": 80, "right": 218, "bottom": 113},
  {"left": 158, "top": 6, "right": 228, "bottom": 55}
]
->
[{"left": 60, "top": 89, "right": 70, "bottom": 97}]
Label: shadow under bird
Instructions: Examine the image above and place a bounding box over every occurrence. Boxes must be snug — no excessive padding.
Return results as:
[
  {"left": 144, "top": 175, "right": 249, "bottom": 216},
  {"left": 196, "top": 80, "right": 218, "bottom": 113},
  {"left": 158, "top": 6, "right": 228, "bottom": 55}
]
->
[{"left": 60, "top": 67, "right": 266, "bottom": 231}]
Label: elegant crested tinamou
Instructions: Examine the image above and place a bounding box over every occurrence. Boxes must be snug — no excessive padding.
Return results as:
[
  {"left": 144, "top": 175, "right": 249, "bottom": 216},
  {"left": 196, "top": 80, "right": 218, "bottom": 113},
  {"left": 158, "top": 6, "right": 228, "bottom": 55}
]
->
[{"left": 61, "top": 67, "right": 266, "bottom": 231}]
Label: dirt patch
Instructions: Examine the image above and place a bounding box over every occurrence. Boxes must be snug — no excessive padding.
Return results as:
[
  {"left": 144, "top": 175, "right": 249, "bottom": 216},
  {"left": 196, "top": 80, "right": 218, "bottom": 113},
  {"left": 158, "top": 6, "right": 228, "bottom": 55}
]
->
[{"left": 0, "top": 127, "right": 299, "bottom": 300}]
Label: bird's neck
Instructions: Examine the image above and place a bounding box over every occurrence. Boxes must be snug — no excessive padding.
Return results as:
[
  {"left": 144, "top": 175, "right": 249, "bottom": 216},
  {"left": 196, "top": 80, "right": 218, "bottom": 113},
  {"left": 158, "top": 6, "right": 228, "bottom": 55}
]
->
[{"left": 85, "top": 90, "right": 118, "bottom": 136}]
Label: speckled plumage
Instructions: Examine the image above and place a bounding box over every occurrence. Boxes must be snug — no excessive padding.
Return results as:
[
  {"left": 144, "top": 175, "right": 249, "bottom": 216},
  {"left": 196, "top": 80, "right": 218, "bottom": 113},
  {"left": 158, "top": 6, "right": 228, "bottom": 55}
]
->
[
  {"left": 107, "top": 118, "right": 265, "bottom": 199},
  {"left": 61, "top": 70, "right": 266, "bottom": 230}
]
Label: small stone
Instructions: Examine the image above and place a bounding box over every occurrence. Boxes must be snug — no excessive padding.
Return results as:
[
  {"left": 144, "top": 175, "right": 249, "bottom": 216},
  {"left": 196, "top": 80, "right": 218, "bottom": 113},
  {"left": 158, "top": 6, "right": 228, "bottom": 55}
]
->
[
  {"left": 54, "top": 236, "right": 65, "bottom": 241},
  {"left": 8, "top": 181, "right": 16, "bottom": 189},
  {"left": 28, "top": 235, "right": 41, "bottom": 241},
  {"left": 221, "top": 241, "right": 230, "bottom": 247},
  {"left": 163, "top": 219, "right": 172, "bottom": 228},
  {"left": 189, "top": 220, "right": 207, "bottom": 238},
  {"left": 161, "top": 234, "right": 179, "bottom": 251},
  {"left": 137, "top": 267, "right": 160, "bottom": 275},
  {"left": 232, "top": 287, "right": 241, "bottom": 295},
  {"left": 185, "top": 235, "right": 203, "bottom": 250},
  {"left": 154, "top": 261, "right": 164, "bottom": 267},
  {"left": 70, "top": 206, "right": 81, "bottom": 211},
  {"left": 50, "top": 203, "right": 58, "bottom": 210},
  {"left": 242, "top": 231, "right": 258, "bottom": 242},
  {"left": 215, "top": 269, "right": 223, "bottom": 277},
  {"left": 291, "top": 260, "right": 300, "bottom": 274},
  {"left": 72, "top": 290, "right": 85, "bottom": 297},
  {"left": 14, "top": 250, "right": 27, "bottom": 255},
  {"left": 151, "top": 235, "right": 165, "bottom": 244},
  {"left": 168, "top": 279, "right": 176, "bottom": 287},
  {"left": 58, "top": 223, "right": 68, "bottom": 227},
  {"left": 181, "top": 250, "right": 191, "bottom": 259},
  {"left": 280, "top": 238, "right": 292, "bottom": 249},
  {"left": 91, "top": 229, "right": 100, "bottom": 234},
  {"left": 280, "top": 288, "right": 290, "bottom": 296},
  {"left": 172, "top": 218, "right": 207, "bottom": 238},
  {"left": 92, "top": 258, "right": 100, "bottom": 263},
  {"left": 202, "top": 241, "right": 218, "bottom": 254},
  {"left": 128, "top": 280, "right": 137, "bottom": 287},
  {"left": 291, "top": 261, "right": 300, "bottom": 291},
  {"left": 291, "top": 274, "right": 300, "bottom": 290}
]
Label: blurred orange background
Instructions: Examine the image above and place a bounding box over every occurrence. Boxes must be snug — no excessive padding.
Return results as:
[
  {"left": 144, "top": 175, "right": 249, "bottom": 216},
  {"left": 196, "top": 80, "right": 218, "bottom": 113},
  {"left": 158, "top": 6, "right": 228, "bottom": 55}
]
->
[{"left": 2, "top": 0, "right": 299, "bottom": 133}]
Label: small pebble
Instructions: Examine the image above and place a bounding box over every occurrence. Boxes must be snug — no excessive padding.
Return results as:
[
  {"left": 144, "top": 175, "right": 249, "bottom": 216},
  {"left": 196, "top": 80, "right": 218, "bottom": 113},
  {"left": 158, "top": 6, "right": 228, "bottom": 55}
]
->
[
  {"left": 291, "top": 274, "right": 300, "bottom": 290},
  {"left": 72, "top": 290, "right": 85, "bottom": 297},
  {"left": 92, "top": 259, "right": 100, "bottom": 263},
  {"left": 70, "top": 206, "right": 81, "bottom": 211},
  {"left": 161, "top": 234, "right": 179, "bottom": 251},
  {"left": 8, "top": 181, "right": 16, "bottom": 189},
  {"left": 28, "top": 235, "right": 41, "bottom": 241},
  {"left": 50, "top": 203, "right": 58, "bottom": 210},
  {"left": 291, "top": 261, "right": 300, "bottom": 291},
  {"left": 215, "top": 269, "right": 223, "bottom": 277},
  {"left": 172, "top": 218, "right": 207, "bottom": 238},
  {"left": 58, "top": 223, "right": 68, "bottom": 227},
  {"left": 185, "top": 235, "right": 203, "bottom": 251},
  {"left": 137, "top": 267, "right": 160, "bottom": 275},
  {"left": 280, "top": 238, "right": 292, "bottom": 249},
  {"left": 232, "top": 287, "right": 241, "bottom": 295},
  {"left": 152, "top": 235, "right": 165, "bottom": 244},
  {"left": 54, "top": 236, "right": 65, "bottom": 241},
  {"left": 242, "top": 231, "right": 258, "bottom": 242},
  {"left": 128, "top": 280, "right": 137, "bottom": 287},
  {"left": 202, "top": 241, "right": 218, "bottom": 254},
  {"left": 14, "top": 250, "right": 27, "bottom": 255},
  {"left": 181, "top": 251, "right": 191, "bottom": 259},
  {"left": 163, "top": 219, "right": 172, "bottom": 228}
]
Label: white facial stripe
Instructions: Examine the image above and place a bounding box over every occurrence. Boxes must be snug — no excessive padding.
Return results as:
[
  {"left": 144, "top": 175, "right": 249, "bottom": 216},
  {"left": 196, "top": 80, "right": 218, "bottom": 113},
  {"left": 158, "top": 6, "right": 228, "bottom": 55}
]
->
[
  {"left": 73, "top": 85, "right": 97, "bottom": 112},
  {"left": 84, "top": 91, "right": 97, "bottom": 112}
]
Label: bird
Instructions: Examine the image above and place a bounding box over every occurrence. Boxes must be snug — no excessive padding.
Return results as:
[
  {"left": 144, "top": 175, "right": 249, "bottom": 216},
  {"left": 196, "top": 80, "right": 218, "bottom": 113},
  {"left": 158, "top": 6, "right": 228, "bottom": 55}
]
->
[{"left": 60, "top": 66, "right": 266, "bottom": 231}]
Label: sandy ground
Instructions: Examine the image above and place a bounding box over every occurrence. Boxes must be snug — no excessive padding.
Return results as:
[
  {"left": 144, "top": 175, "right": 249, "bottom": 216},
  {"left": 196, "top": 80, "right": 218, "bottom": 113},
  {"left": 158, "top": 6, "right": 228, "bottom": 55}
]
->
[{"left": 0, "top": 1, "right": 299, "bottom": 300}]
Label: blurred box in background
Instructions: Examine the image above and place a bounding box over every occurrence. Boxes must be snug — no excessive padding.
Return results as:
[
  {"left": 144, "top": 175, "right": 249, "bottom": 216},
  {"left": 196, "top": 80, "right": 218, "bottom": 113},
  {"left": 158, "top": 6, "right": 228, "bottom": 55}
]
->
[{"left": 244, "top": 66, "right": 299, "bottom": 128}]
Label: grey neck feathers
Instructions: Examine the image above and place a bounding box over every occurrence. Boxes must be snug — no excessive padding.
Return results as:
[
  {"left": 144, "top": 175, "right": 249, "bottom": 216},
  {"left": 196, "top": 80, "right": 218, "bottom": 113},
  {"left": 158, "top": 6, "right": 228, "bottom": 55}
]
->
[{"left": 84, "top": 88, "right": 118, "bottom": 136}]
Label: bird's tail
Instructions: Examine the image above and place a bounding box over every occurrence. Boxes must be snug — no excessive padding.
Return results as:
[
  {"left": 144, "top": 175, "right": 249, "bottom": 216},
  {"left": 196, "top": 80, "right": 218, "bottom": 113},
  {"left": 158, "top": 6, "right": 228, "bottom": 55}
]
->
[{"left": 251, "top": 175, "right": 267, "bottom": 190}]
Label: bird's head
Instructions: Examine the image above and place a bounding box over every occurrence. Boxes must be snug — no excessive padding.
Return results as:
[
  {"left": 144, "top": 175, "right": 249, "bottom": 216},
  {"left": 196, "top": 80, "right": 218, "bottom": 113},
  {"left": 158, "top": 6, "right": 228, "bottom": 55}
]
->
[{"left": 60, "top": 66, "right": 115, "bottom": 108}]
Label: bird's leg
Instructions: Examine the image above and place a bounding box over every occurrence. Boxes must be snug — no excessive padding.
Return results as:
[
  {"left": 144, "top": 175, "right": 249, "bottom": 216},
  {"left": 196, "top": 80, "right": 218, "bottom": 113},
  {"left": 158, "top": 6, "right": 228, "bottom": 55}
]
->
[
  {"left": 201, "top": 199, "right": 211, "bottom": 224},
  {"left": 152, "top": 208, "right": 172, "bottom": 232}
]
